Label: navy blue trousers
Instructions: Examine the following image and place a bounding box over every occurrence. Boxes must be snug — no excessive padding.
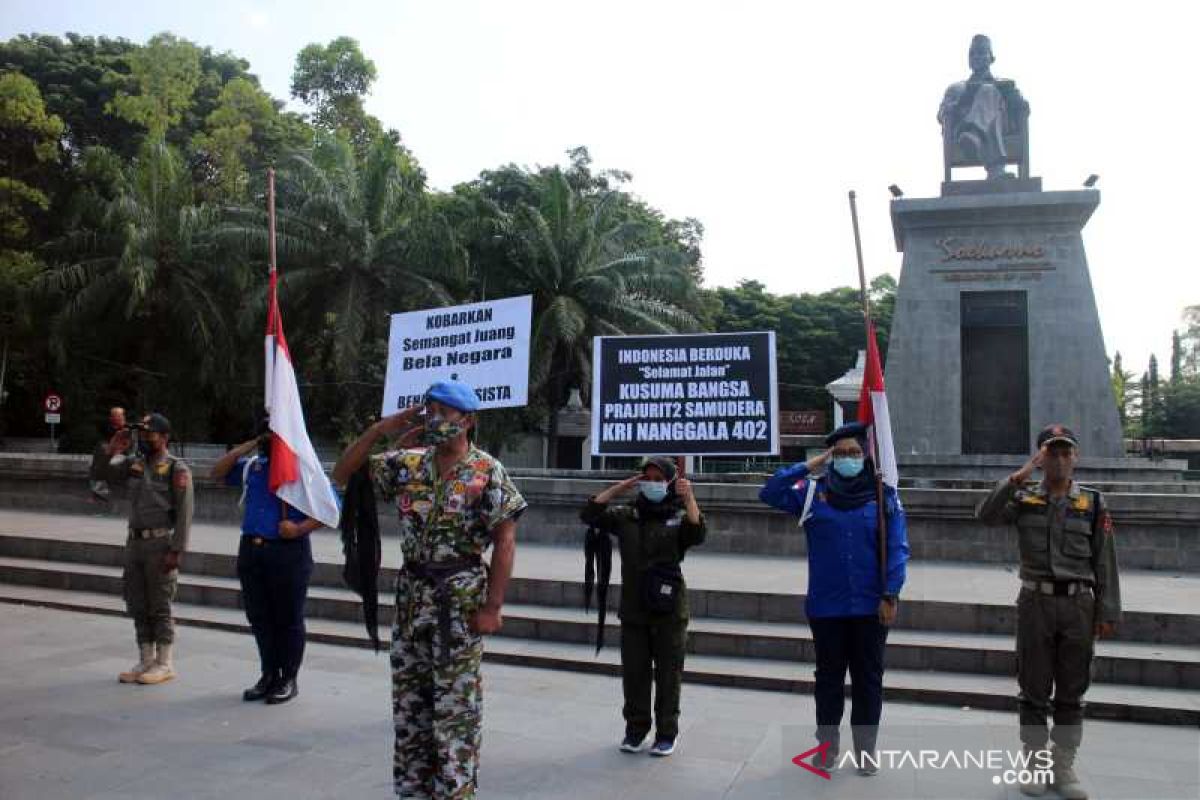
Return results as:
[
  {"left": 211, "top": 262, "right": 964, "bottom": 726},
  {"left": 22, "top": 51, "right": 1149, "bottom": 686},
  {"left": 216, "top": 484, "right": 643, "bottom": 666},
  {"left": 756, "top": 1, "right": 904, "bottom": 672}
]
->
[
  {"left": 237, "top": 535, "right": 313, "bottom": 681},
  {"left": 809, "top": 615, "right": 888, "bottom": 750}
]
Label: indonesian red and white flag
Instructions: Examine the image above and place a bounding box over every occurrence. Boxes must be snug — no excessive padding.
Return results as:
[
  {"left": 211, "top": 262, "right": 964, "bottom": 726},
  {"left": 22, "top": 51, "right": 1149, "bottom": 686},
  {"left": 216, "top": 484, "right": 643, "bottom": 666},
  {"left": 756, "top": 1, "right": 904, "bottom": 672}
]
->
[
  {"left": 857, "top": 319, "right": 899, "bottom": 487},
  {"left": 264, "top": 271, "right": 341, "bottom": 528}
]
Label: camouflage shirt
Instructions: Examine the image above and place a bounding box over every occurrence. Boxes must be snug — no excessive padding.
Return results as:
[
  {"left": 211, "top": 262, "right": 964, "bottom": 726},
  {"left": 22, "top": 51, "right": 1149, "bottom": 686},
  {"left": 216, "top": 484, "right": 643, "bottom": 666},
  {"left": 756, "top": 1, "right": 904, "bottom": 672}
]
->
[
  {"left": 371, "top": 444, "right": 527, "bottom": 563},
  {"left": 371, "top": 444, "right": 526, "bottom": 630}
]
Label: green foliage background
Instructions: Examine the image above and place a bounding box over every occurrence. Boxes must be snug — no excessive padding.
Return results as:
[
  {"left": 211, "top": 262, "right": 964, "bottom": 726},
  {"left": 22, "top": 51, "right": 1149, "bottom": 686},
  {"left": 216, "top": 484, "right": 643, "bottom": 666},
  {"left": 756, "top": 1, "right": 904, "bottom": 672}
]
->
[{"left": 0, "top": 31, "right": 903, "bottom": 456}]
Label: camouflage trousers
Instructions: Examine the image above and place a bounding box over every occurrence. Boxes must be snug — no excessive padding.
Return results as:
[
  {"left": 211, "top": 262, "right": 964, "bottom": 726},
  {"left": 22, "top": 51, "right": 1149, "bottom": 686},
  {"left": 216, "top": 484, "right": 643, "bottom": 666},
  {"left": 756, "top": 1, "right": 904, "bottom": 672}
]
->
[
  {"left": 123, "top": 534, "right": 178, "bottom": 644},
  {"left": 391, "top": 600, "right": 484, "bottom": 799}
]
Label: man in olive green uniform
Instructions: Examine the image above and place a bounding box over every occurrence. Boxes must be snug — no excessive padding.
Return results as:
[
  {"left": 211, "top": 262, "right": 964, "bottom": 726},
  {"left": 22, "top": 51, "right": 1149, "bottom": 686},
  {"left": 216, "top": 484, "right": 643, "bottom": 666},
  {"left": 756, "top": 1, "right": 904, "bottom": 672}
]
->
[
  {"left": 581, "top": 456, "right": 706, "bottom": 757},
  {"left": 977, "top": 424, "right": 1120, "bottom": 800},
  {"left": 106, "top": 413, "right": 194, "bottom": 685},
  {"left": 333, "top": 380, "right": 526, "bottom": 800}
]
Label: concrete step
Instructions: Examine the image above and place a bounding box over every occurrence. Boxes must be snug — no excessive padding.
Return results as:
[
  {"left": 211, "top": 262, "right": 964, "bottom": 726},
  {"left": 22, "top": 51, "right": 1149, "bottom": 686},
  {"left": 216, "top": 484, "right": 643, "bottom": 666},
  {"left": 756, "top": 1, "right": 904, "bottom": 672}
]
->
[
  {"left": 3, "top": 527, "right": 1197, "bottom": 646},
  {"left": 2, "top": 555, "right": 1197, "bottom": 691},
  {"left": 0, "top": 582, "right": 1195, "bottom": 726}
]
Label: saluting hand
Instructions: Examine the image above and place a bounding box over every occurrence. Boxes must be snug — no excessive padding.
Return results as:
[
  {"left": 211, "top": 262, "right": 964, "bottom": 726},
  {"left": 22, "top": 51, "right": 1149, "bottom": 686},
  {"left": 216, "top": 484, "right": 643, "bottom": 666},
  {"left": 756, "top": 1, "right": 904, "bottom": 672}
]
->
[
  {"left": 1011, "top": 445, "right": 1046, "bottom": 485},
  {"left": 805, "top": 448, "right": 833, "bottom": 472},
  {"left": 675, "top": 477, "right": 693, "bottom": 500}
]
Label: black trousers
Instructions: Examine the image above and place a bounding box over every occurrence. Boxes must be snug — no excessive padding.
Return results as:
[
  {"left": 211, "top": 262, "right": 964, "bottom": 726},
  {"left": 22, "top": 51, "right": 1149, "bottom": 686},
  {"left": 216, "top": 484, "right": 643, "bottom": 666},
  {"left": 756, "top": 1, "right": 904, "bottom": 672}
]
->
[
  {"left": 620, "top": 619, "right": 687, "bottom": 740},
  {"left": 810, "top": 615, "right": 888, "bottom": 752},
  {"left": 237, "top": 535, "right": 313, "bottom": 681}
]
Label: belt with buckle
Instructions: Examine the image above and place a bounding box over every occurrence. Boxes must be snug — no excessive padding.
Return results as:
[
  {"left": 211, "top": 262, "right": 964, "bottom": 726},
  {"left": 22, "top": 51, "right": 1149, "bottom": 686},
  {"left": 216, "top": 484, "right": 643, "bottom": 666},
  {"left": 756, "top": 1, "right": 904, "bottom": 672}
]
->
[
  {"left": 130, "top": 528, "right": 170, "bottom": 540},
  {"left": 1022, "top": 579, "right": 1088, "bottom": 596},
  {"left": 247, "top": 535, "right": 293, "bottom": 546},
  {"left": 403, "top": 557, "right": 485, "bottom": 664}
]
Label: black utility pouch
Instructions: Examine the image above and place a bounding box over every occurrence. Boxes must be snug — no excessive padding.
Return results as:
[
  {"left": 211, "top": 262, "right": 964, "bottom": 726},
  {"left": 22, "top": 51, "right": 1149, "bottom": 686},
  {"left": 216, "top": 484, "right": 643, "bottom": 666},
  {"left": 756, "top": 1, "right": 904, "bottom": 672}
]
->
[{"left": 644, "top": 562, "right": 684, "bottom": 614}]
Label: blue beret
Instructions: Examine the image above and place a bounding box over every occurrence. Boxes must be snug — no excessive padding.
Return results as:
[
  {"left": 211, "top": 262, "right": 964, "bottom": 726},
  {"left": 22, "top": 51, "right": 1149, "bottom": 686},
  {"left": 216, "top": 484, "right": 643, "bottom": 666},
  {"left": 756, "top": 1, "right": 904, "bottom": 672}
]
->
[
  {"left": 824, "top": 421, "right": 868, "bottom": 446},
  {"left": 425, "top": 380, "right": 480, "bottom": 413}
]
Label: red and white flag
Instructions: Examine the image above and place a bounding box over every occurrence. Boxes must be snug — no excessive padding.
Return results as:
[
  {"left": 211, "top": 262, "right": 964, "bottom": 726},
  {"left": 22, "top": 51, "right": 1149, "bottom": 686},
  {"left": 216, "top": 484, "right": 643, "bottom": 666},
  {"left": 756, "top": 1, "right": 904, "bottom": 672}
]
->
[
  {"left": 264, "top": 271, "right": 341, "bottom": 528},
  {"left": 857, "top": 320, "right": 899, "bottom": 487}
]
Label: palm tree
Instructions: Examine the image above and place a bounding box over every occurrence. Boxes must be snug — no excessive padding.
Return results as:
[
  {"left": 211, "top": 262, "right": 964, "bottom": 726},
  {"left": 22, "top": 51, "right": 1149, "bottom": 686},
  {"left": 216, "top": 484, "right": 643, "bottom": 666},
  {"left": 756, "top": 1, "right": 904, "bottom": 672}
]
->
[
  {"left": 219, "top": 133, "right": 464, "bottom": 432},
  {"left": 486, "top": 168, "right": 699, "bottom": 463},
  {"left": 41, "top": 136, "right": 236, "bottom": 435}
]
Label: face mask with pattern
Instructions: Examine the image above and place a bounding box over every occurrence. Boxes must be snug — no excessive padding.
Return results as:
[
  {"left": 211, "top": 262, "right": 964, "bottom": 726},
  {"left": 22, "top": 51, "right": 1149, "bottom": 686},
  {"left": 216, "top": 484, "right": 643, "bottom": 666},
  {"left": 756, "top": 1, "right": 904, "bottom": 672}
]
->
[{"left": 421, "top": 415, "right": 466, "bottom": 445}]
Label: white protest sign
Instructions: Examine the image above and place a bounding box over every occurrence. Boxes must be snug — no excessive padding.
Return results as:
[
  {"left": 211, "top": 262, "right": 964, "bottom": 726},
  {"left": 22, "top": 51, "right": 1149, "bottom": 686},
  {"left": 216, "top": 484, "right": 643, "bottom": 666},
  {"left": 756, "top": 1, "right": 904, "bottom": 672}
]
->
[{"left": 381, "top": 295, "right": 532, "bottom": 415}]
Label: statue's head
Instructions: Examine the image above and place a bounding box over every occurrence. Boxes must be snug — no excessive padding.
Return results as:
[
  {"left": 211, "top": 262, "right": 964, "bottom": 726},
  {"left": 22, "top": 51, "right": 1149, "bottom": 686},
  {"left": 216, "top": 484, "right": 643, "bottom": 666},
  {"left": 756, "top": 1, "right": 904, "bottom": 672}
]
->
[{"left": 968, "top": 34, "right": 994, "bottom": 73}]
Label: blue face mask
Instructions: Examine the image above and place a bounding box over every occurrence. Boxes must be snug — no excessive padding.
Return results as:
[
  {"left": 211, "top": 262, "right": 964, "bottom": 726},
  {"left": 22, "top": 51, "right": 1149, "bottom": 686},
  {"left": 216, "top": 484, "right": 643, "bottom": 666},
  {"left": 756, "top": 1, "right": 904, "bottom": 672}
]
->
[
  {"left": 638, "top": 480, "right": 669, "bottom": 503},
  {"left": 832, "top": 457, "right": 865, "bottom": 478}
]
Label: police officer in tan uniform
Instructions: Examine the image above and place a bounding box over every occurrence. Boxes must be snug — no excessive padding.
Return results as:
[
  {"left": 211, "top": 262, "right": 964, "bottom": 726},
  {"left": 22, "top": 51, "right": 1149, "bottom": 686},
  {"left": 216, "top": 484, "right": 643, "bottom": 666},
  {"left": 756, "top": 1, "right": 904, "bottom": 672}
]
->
[
  {"left": 107, "top": 412, "right": 194, "bottom": 685},
  {"left": 977, "top": 424, "right": 1120, "bottom": 800}
]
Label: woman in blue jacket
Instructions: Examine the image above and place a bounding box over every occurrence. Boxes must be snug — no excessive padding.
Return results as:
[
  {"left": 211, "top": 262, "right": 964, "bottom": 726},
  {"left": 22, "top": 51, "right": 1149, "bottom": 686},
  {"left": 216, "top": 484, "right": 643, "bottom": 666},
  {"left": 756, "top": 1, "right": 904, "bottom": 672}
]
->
[{"left": 759, "top": 421, "right": 909, "bottom": 774}]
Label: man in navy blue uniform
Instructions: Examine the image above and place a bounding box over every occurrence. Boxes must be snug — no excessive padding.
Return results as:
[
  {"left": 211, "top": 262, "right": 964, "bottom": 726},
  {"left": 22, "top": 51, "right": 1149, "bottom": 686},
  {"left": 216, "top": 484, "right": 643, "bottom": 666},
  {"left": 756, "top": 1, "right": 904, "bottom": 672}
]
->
[
  {"left": 759, "top": 422, "right": 910, "bottom": 774},
  {"left": 211, "top": 419, "right": 326, "bottom": 704}
]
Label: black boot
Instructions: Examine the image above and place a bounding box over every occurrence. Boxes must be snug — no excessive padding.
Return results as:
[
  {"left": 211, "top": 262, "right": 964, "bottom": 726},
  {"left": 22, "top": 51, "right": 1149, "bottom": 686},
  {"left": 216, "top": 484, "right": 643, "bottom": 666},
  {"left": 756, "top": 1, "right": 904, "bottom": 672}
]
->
[
  {"left": 265, "top": 677, "right": 298, "bottom": 704},
  {"left": 242, "top": 674, "right": 274, "bottom": 702}
]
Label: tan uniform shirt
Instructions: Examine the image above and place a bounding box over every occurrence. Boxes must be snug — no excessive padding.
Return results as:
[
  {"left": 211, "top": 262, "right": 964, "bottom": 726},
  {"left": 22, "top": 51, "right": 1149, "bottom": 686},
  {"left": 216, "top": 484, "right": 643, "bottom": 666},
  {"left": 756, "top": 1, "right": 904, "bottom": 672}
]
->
[
  {"left": 977, "top": 478, "right": 1121, "bottom": 624},
  {"left": 110, "top": 451, "right": 194, "bottom": 552}
]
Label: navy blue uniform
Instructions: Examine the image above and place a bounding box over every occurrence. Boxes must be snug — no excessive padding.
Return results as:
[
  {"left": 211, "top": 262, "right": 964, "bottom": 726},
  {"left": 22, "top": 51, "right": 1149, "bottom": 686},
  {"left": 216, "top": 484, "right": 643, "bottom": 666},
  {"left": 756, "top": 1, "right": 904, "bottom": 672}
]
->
[{"left": 227, "top": 456, "right": 314, "bottom": 683}]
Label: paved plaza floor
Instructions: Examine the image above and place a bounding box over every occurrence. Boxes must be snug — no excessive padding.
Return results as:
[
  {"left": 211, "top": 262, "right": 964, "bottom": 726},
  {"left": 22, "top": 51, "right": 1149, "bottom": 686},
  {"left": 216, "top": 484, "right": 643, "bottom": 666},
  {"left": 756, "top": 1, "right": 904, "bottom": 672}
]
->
[{"left": 1, "top": 604, "right": 1196, "bottom": 800}]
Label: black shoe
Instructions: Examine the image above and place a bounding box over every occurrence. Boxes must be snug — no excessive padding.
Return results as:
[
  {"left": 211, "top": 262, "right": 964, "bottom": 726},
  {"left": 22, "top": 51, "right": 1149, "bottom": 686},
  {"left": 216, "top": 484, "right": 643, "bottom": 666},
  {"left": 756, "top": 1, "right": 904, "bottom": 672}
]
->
[
  {"left": 649, "top": 736, "right": 677, "bottom": 757},
  {"left": 265, "top": 678, "right": 298, "bottom": 704},
  {"left": 242, "top": 674, "right": 273, "bottom": 702},
  {"left": 619, "top": 733, "right": 647, "bottom": 753}
]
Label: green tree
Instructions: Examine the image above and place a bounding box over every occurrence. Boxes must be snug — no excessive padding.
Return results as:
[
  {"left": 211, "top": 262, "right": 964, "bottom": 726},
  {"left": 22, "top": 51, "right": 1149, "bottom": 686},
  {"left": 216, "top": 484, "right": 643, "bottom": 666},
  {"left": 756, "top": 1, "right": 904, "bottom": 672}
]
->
[
  {"left": 482, "top": 167, "right": 699, "bottom": 463},
  {"left": 220, "top": 133, "right": 459, "bottom": 435},
  {"left": 703, "top": 275, "right": 897, "bottom": 414},
  {"left": 290, "top": 37, "right": 382, "bottom": 151},
  {"left": 191, "top": 77, "right": 276, "bottom": 200},
  {"left": 105, "top": 33, "right": 201, "bottom": 138},
  {"left": 1110, "top": 351, "right": 1136, "bottom": 431},
  {"left": 0, "top": 70, "right": 64, "bottom": 257},
  {"left": 40, "top": 136, "right": 235, "bottom": 438}
]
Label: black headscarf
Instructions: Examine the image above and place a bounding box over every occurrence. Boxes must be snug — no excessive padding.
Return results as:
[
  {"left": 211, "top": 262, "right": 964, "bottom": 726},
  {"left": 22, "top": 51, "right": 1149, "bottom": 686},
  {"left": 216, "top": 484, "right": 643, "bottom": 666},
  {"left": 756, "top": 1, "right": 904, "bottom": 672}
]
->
[{"left": 823, "top": 422, "right": 877, "bottom": 511}]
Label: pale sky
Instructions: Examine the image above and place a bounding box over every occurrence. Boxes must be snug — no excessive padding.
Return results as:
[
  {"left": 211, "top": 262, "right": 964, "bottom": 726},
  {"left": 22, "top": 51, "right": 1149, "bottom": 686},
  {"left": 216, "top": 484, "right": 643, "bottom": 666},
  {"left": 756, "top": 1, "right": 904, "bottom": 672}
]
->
[{"left": 3, "top": 0, "right": 1191, "bottom": 377}]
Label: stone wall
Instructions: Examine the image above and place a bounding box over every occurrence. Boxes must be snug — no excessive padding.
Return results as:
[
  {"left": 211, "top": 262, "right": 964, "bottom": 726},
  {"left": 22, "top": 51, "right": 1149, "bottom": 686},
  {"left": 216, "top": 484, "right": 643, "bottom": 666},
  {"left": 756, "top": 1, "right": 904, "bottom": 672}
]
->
[{"left": 1, "top": 454, "right": 1196, "bottom": 571}]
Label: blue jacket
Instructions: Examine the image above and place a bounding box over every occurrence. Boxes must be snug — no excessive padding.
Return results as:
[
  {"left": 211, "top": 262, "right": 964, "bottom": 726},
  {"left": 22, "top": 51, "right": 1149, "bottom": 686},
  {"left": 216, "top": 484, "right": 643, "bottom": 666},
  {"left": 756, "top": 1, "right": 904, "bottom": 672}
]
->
[
  {"left": 224, "top": 456, "right": 309, "bottom": 537},
  {"left": 759, "top": 463, "right": 909, "bottom": 618}
]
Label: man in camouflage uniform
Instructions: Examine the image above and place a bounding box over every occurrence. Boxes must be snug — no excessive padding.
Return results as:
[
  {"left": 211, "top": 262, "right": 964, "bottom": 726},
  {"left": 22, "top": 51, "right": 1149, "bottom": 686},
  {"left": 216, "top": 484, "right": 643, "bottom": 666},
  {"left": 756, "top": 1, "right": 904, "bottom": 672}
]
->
[
  {"left": 977, "top": 424, "right": 1120, "bottom": 800},
  {"left": 334, "top": 380, "right": 526, "bottom": 800},
  {"left": 106, "top": 412, "right": 194, "bottom": 685}
]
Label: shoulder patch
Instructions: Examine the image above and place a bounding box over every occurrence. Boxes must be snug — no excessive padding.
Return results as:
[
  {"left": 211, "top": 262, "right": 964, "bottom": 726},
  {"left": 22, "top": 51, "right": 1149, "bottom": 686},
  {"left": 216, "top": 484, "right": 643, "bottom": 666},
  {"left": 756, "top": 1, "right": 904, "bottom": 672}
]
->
[{"left": 1017, "top": 494, "right": 1047, "bottom": 506}]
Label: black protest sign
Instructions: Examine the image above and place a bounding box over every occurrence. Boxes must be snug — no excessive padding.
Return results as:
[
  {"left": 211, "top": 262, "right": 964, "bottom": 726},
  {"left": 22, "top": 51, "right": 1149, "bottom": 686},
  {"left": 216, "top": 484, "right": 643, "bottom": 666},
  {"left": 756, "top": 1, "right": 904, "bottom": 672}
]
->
[{"left": 590, "top": 332, "right": 779, "bottom": 456}]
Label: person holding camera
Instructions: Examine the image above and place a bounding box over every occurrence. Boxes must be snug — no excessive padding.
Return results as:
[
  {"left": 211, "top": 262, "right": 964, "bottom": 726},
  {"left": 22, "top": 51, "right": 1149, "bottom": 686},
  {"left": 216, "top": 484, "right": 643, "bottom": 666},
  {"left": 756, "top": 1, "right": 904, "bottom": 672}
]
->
[
  {"left": 210, "top": 416, "right": 324, "bottom": 705},
  {"left": 105, "top": 413, "right": 194, "bottom": 685},
  {"left": 580, "top": 456, "right": 705, "bottom": 757}
]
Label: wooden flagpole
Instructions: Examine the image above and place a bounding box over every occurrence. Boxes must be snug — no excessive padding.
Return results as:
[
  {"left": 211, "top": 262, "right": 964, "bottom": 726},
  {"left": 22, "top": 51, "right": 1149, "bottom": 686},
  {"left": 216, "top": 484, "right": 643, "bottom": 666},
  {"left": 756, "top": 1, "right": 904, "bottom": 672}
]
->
[{"left": 847, "top": 191, "right": 889, "bottom": 600}]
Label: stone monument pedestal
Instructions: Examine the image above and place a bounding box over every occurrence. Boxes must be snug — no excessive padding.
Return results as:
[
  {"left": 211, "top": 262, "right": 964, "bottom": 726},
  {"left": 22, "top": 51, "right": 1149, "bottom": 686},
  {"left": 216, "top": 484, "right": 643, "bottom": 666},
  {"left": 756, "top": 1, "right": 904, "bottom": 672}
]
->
[{"left": 886, "top": 187, "right": 1122, "bottom": 457}]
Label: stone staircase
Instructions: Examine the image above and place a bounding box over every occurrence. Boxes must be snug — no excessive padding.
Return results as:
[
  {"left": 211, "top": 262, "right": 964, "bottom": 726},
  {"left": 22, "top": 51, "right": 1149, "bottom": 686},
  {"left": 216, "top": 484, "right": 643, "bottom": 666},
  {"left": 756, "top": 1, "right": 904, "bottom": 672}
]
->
[{"left": 0, "top": 512, "right": 1197, "bottom": 727}]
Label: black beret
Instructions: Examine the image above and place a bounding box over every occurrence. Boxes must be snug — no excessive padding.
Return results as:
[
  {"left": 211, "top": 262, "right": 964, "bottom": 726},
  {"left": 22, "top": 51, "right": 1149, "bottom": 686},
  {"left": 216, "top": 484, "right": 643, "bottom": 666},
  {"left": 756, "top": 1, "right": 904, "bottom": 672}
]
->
[
  {"left": 825, "top": 421, "right": 868, "bottom": 447},
  {"left": 640, "top": 455, "right": 678, "bottom": 481}
]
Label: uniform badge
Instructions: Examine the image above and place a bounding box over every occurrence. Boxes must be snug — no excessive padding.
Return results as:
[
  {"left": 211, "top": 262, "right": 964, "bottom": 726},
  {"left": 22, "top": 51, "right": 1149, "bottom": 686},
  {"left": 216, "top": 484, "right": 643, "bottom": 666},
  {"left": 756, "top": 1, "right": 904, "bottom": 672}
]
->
[
  {"left": 445, "top": 493, "right": 465, "bottom": 514},
  {"left": 412, "top": 500, "right": 433, "bottom": 519},
  {"left": 155, "top": 462, "right": 170, "bottom": 477},
  {"left": 1101, "top": 511, "right": 1115, "bottom": 536}
]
